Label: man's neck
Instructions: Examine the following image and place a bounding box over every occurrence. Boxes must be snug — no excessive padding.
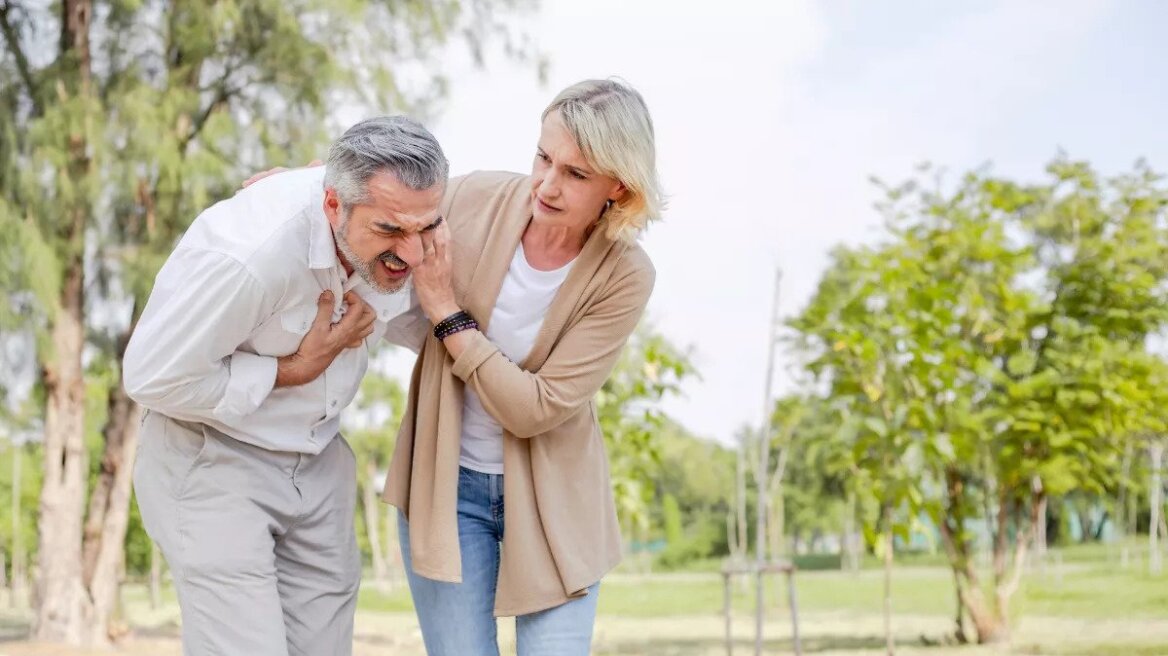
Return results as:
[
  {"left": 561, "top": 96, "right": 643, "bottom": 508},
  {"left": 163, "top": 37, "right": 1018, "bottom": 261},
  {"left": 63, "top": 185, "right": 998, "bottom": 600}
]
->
[{"left": 335, "top": 247, "right": 355, "bottom": 277}]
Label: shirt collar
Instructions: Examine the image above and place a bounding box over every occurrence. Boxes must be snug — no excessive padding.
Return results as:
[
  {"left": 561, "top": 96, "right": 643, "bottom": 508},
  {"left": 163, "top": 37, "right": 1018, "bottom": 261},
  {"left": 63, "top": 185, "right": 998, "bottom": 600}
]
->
[
  {"left": 305, "top": 180, "right": 412, "bottom": 320},
  {"left": 344, "top": 273, "right": 413, "bottom": 320},
  {"left": 307, "top": 194, "right": 340, "bottom": 271}
]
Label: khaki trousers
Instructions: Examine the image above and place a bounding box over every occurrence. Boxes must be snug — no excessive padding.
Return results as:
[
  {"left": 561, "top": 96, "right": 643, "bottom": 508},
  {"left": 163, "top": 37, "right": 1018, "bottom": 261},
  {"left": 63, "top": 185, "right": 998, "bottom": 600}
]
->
[{"left": 133, "top": 410, "right": 361, "bottom": 656}]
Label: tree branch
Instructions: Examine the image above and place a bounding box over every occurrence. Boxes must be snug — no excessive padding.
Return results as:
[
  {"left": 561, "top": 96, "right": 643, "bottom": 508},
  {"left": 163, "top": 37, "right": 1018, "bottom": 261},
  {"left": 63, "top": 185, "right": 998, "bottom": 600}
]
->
[
  {"left": 0, "top": 0, "right": 41, "bottom": 115},
  {"left": 178, "top": 73, "right": 238, "bottom": 154},
  {"left": 999, "top": 503, "right": 1038, "bottom": 600}
]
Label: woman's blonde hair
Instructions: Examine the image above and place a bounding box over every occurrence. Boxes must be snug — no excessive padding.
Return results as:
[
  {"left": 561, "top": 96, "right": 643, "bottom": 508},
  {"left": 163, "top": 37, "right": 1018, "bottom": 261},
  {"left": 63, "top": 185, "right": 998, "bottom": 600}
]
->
[{"left": 543, "top": 78, "right": 664, "bottom": 242}]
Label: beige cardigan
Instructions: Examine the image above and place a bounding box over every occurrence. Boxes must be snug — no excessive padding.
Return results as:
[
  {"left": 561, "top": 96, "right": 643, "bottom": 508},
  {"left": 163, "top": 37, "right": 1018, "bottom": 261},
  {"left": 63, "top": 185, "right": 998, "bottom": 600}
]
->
[{"left": 381, "top": 170, "right": 655, "bottom": 616}]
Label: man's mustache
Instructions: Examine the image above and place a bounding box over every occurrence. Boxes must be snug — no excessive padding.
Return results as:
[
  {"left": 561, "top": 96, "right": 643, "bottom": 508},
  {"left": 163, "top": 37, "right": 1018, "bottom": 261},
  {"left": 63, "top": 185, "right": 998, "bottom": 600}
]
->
[{"left": 379, "top": 252, "right": 407, "bottom": 267}]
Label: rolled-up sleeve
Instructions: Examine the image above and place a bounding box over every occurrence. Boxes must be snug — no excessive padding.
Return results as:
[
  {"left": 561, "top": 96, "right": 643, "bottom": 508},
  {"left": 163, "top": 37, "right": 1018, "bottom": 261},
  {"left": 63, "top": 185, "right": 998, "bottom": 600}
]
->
[
  {"left": 124, "top": 248, "right": 275, "bottom": 424},
  {"left": 451, "top": 263, "right": 655, "bottom": 438}
]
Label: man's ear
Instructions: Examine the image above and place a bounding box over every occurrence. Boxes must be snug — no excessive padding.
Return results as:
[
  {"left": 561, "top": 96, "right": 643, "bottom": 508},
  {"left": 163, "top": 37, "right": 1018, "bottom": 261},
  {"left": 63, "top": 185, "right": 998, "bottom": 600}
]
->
[{"left": 323, "top": 188, "right": 343, "bottom": 229}]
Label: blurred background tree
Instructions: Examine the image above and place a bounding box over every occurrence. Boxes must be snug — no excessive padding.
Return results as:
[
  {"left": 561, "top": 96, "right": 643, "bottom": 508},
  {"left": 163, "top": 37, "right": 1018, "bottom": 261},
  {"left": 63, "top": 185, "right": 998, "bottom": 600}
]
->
[{"left": 0, "top": 0, "right": 540, "bottom": 645}]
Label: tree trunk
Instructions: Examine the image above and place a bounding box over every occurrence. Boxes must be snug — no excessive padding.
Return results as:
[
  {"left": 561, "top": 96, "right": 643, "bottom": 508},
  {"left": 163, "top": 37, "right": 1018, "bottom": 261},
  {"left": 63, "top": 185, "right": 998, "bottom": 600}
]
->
[
  {"left": 983, "top": 491, "right": 1039, "bottom": 645},
  {"left": 736, "top": 440, "right": 748, "bottom": 560},
  {"left": 882, "top": 505, "right": 894, "bottom": 656},
  {"left": 938, "top": 467, "right": 1010, "bottom": 644},
  {"left": 78, "top": 313, "right": 143, "bottom": 644},
  {"left": 951, "top": 566, "right": 966, "bottom": 644},
  {"left": 769, "top": 484, "right": 784, "bottom": 559},
  {"left": 1032, "top": 476, "right": 1047, "bottom": 574},
  {"left": 1150, "top": 442, "right": 1164, "bottom": 576},
  {"left": 1119, "top": 440, "right": 1135, "bottom": 536},
  {"left": 34, "top": 0, "right": 95, "bottom": 644},
  {"left": 362, "top": 461, "right": 388, "bottom": 582},
  {"left": 945, "top": 543, "right": 1009, "bottom": 644},
  {"left": 11, "top": 441, "right": 26, "bottom": 609},
  {"left": 34, "top": 264, "right": 91, "bottom": 644},
  {"left": 844, "top": 488, "right": 859, "bottom": 572},
  {"left": 726, "top": 511, "right": 737, "bottom": 562},
  {"left": 83, "top": 396, "right": 142, "bottom": 646},
  {"left": 82, "top": 375, "right": 133, "bottom": 582}
]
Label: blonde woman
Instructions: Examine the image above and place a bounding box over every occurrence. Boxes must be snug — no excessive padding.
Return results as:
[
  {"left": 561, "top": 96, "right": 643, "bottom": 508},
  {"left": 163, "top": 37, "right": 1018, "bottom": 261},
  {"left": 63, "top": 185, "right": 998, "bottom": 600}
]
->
[{"left": 391, "top": 78, "right": 662, "bottom": 655}]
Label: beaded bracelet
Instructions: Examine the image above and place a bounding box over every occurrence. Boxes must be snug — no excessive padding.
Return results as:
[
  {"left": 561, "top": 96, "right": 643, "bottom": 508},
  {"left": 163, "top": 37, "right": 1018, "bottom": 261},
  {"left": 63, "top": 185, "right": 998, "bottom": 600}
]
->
[{"left": 433, "top": 310, "right": 479, "bottom": 340}]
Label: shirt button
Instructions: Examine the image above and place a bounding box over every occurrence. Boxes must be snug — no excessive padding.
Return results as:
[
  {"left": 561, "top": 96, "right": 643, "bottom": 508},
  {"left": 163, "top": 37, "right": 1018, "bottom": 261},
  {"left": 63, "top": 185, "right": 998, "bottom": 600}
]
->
[{"left": 330, "top": 399, "right": 337, "bottom": 408}]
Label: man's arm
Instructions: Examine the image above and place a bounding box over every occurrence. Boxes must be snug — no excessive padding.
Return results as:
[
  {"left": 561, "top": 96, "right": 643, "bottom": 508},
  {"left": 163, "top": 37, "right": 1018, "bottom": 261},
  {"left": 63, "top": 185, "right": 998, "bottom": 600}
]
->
[
  {"left": 124, "top": 248, "right": 375, "bottom": 425},
  {"left": 381, "top": 290, "right": 429, "bottom": 354}
]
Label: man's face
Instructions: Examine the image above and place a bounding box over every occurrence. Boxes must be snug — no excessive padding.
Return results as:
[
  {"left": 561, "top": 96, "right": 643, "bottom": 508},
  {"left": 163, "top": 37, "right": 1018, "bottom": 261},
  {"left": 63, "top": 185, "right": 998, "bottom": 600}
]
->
[{"left": 324, "top": 171, "right": 444, "bottom": 294}]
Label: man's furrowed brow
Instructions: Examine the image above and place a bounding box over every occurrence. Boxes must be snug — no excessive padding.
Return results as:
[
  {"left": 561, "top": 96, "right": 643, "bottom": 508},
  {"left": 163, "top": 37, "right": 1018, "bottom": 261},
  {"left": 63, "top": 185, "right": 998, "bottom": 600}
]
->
[
  {"left": 373, "top": 216, "right": 443, "bottom": 234},
  {"left": 373, "top": 221, "right": 403, "bottom": 234}
]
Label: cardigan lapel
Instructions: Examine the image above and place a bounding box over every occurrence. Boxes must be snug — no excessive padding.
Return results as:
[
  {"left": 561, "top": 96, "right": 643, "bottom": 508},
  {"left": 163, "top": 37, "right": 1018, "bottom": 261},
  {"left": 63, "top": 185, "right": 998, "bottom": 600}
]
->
[
  {"left": 518, "top": 226, "right": 625, "bottom": 371},
  {"left": 460, "top": 181, "right": 531, "bottom": 333},
  {"left": 454, "top": 172, "right": 628, "bottom": 372}
]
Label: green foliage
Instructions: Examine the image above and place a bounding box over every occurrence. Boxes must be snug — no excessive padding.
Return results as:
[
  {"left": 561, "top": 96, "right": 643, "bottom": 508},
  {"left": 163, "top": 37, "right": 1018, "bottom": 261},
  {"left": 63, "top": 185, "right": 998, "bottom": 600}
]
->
[
  {"left": 661, "top": 494, "right": 682, "bottom": 545},
  {"left": 787, "top": 157, "right": 1168, "bottom": 635},
  {"left": 0, "top": 0, "right": 539, "bottom": 590},
  {"left": 0, "top": 442, "right": 41, "bottom": 577},
  {"left": 598, "top": 328, "right": 696, "bottom": 533},
  {"left": 649, "top": 420, "right": 736, "bottom": 569}
]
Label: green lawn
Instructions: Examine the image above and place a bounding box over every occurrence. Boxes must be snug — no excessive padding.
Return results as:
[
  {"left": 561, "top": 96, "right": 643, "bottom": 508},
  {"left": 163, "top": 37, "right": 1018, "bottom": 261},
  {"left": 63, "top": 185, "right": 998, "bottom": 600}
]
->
[
  {"left": 357, "top": 556, "right": 1168, "bottom": 621},
  {"left": 24, "top": 544, "right": 1168, "bottom": 655}
]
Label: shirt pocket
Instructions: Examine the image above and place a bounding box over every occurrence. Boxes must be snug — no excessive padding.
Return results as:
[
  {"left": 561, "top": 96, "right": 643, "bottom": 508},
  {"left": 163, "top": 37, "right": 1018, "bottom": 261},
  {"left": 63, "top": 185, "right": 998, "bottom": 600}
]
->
[
  {"left": 280, "top": 304, "right": 317, "bottom": 336},
  {"left": 247, "top": 303, "right": 318, "bottom": 358}
]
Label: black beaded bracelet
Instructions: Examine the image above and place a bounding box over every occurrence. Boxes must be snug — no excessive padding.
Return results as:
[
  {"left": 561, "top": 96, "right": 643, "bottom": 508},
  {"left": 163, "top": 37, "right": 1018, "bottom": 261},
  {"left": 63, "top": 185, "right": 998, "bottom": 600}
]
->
[{"left": 433, "top": 310, "right": 479, "bottom": 340}]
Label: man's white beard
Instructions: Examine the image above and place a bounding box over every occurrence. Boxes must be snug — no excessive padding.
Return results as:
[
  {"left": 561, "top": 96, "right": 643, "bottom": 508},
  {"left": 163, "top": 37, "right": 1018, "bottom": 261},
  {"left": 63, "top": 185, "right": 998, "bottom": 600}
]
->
[{"left": 335, "top": 219, "right": 407, "bottom": 294}]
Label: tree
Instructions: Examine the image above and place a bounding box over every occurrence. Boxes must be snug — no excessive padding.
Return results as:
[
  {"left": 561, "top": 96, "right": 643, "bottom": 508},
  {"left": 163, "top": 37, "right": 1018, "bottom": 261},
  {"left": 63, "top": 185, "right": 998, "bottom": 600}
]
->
[
  {"left": 343, "top": 357, "right": 407, "bottom": 586},
  {"left": 788, "top": 157, "right": 1168, "bottom": 645},
  {"left": 596, "top": 327, "right": 695, "bottom": 537},
  {"left": 0, "top": 0, "right": 538, "bottom": 645},
  {"left": 653, "top": 419, "right": 736, "bottom": 569}
]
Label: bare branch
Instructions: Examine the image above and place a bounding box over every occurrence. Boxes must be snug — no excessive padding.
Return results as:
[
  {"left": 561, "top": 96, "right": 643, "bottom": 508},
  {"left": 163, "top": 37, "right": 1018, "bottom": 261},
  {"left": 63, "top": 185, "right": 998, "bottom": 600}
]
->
[{"left": 0, "top": 0, "right": 42, "bottom": 115}]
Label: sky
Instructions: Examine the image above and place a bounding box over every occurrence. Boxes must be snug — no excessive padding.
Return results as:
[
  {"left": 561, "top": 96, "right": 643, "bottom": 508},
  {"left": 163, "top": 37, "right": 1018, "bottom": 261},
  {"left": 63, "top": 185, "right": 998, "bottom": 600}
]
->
[
  {"left": 8, "top": 1, "right": 1162, "bottom": 447},
  {"left": 382, "top": 0, "right": 1168, "bottom": 445}
]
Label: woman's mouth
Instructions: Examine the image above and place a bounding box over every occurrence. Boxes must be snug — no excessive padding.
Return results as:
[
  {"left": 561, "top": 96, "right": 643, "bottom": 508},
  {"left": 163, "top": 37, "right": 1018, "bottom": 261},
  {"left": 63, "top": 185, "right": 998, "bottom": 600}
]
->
[{"left": 536, "top": 197, "right": 562, "bottom": 213}]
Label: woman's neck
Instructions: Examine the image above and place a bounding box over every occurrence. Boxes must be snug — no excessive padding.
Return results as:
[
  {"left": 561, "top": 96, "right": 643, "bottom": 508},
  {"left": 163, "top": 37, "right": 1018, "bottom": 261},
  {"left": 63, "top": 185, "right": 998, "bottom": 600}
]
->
[{"left": 521, "top": 220, "right": 587, "bottom": 271}]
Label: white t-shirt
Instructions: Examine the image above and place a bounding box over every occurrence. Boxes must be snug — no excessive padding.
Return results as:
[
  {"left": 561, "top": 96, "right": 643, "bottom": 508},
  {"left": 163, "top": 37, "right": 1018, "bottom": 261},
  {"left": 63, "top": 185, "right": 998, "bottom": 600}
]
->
[{"left": 459, "top": 242, "right": 574, "bottom": 474}]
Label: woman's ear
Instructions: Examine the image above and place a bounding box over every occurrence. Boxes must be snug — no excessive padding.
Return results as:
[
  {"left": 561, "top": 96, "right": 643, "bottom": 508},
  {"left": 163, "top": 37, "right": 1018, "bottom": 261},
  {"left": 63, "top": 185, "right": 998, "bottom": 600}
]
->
[{"left": 609, "top": 181, "right": 627, "bottom": 203}]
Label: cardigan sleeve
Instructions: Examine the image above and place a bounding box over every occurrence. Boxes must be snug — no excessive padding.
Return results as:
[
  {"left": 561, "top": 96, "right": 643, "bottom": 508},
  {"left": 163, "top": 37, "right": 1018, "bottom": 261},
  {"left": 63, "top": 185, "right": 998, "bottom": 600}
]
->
[{"left": 450, "top": 257, "right": 655, "bottom": 438}]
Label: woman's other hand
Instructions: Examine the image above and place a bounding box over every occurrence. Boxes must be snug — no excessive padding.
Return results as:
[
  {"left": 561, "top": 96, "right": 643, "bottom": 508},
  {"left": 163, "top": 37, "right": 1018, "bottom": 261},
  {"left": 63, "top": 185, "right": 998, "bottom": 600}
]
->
[{"left": 241, "top": 159, "right": 323, "bottom": 189}]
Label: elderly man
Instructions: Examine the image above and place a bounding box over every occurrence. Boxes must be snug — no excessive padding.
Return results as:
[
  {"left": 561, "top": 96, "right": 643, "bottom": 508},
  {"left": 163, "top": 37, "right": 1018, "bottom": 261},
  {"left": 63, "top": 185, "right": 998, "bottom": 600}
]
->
[{"left": 124, "top": 116, "right": 445, "bottom": 655}]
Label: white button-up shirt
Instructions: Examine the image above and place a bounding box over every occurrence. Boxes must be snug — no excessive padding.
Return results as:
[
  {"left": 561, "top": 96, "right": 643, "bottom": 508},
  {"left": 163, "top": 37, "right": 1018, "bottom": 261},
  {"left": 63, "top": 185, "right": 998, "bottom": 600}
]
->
[{"left": 124, "top": 167, "right": 428, "bottom": 454}]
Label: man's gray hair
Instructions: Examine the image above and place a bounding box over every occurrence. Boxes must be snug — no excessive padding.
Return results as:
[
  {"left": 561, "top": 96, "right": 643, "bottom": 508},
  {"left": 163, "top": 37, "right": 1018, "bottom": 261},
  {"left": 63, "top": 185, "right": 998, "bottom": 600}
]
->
[{"left": 324, "top": 116, "right": 449, "bottom": 206}]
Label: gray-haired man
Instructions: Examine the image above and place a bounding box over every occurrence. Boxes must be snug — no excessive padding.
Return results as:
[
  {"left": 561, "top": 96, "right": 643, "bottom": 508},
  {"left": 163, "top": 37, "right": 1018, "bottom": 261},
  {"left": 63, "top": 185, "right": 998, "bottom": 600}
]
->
[{"left": 124, "top": 116, "right": 446, "bottom": 655}]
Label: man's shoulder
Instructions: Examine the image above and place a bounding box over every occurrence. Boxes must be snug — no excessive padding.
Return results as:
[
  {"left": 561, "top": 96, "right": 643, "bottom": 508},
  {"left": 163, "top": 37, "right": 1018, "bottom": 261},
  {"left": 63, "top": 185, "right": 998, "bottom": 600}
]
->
[
  {"left": 179, "top": 167, "right": 324, "bottom": 271},
  {"left": 445, "top": 170, "right": 526, "bottom": 208}
]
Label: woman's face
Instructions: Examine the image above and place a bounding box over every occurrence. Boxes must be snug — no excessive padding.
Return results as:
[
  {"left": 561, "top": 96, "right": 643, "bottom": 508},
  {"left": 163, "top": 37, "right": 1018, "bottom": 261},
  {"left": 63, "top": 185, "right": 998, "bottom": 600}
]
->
[{"left": 529, "top": 110, "right": 625, "bottom": 232}]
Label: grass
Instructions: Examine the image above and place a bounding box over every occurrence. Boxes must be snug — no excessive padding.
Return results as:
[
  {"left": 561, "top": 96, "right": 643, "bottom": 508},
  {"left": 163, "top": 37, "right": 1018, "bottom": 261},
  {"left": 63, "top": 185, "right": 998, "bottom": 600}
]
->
[
  {"left": 357, "top": 550, "right": 1168, "bottom": 621},
  {"left": 5, "top": 543, "right": 1168, "bottom": 655}
]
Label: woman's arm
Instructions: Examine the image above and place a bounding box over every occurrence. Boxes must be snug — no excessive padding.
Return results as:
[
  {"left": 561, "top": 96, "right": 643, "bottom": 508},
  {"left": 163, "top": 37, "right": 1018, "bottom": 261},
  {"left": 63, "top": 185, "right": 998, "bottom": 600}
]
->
[{"left": 413, "top": 223, "right": 654, "bottom": 437}]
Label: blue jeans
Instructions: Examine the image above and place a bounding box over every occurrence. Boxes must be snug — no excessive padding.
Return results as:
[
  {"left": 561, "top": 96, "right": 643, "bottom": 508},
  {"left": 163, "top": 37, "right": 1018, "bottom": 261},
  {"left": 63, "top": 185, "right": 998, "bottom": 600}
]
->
[{"left": 399, "top": 466, "right": 600, "bottom": 656}]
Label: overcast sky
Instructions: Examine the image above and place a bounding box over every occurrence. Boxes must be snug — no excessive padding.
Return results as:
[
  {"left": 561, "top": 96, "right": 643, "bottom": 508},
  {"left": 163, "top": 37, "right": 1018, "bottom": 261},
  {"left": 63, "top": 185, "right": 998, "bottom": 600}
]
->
[{"left": 382, "top": 0, "right": 1168, "bottom": 445}]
